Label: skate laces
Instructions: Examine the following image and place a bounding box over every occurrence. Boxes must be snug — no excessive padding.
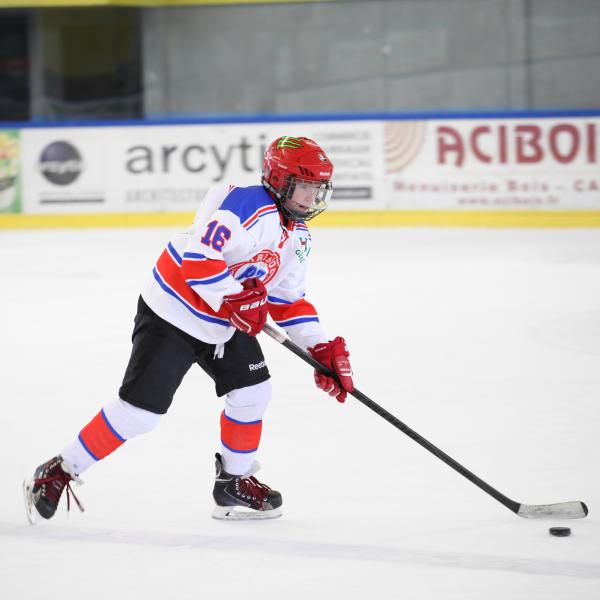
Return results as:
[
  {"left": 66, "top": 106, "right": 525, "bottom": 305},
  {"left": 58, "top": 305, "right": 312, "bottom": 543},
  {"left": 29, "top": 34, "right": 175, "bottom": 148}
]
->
[
  {"left": 238, "top": 475, "right": 271, "bottom": 503},
  {"left": 36, "top": 461, "right": 85, "bottom": 514}
]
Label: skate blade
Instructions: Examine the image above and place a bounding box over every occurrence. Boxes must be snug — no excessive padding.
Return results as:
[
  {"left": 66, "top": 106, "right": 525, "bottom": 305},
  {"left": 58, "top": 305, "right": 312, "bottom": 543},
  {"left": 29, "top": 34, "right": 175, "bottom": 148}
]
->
[
  {"left": 22, "top": 478, "right": 37, "bottom": 525},
  {"left": 212, "top": 505, "right": 283, "bottom": 521}
]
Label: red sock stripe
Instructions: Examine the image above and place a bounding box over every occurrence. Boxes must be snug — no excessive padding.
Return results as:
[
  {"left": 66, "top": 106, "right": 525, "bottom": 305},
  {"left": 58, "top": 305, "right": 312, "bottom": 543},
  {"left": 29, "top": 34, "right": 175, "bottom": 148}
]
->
[
  {"left": 220, "top": 411, "right": 262, "bottom": 453},
  {"left": 79, "top": 410, "right": 125, "bottom": 460}
]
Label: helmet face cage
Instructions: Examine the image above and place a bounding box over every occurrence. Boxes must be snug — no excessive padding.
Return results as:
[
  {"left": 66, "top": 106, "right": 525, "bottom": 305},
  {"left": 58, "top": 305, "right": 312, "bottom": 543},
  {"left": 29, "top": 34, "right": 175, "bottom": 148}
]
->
[
  {"left": 279, "top": 176, "right": 332, "bottom": 222},
  {"left": 262, "top": 136, "right": 334, "bottom": 222}
]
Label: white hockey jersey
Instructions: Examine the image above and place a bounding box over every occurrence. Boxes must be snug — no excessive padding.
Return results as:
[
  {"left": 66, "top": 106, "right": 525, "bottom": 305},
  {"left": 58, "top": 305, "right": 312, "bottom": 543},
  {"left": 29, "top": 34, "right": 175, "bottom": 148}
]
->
[{"left": 141, "top": 184, "right": 327, "bottom": 350}]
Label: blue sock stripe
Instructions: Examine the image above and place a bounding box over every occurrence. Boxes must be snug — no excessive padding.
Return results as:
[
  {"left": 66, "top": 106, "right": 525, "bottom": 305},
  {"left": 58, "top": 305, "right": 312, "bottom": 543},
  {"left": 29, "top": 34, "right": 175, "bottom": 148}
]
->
[
  {"left": 78, "top": 433, "right": 99, "bottom": 461},
  {"left": 222, "top": 413, "right": 262, "bottom": 426},
  {"left": 100, "top": 409, "right": 127, "bottom": 442}
]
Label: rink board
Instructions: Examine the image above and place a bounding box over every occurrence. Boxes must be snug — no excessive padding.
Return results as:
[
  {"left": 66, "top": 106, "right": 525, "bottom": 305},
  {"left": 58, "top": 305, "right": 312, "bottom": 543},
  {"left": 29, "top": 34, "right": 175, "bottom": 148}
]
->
[{"left": 1, "top": 113, "right": 600, "bottom": 228}]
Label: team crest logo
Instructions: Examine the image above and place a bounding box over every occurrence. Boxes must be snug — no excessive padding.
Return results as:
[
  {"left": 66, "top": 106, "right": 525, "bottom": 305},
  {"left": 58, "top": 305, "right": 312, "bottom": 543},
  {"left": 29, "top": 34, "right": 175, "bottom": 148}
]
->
[{"left": 229, "top": 250, "right": 281, "bottom": 284}]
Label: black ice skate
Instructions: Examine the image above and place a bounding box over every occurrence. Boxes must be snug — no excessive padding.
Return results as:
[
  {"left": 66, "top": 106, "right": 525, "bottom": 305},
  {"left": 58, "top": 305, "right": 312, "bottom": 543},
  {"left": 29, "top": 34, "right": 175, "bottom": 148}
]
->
[
  {"left": 23, "top": 456, "right": 85, "bottom": 525},
  {"left": 212, "top": 453, "right": 282, "bottom": 520}
]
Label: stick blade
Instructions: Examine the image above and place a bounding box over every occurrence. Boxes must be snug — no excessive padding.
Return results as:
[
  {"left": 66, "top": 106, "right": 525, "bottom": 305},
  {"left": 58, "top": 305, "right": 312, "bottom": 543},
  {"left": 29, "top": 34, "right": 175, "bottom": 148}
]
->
[{"left": 517, "top": 501, "right": 588, "bottom": 519}]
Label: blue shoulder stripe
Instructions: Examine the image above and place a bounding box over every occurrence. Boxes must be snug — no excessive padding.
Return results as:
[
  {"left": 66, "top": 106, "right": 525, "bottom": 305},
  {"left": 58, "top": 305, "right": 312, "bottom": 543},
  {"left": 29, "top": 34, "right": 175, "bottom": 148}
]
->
[{"left": 220, "top": 185, "right": 276, "bottom": 223}]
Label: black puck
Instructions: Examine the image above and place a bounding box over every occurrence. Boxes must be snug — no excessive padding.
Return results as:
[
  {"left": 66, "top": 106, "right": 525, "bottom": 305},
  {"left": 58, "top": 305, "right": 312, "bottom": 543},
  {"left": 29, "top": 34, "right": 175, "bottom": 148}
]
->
[{"left": 549, "top": 527, "right": 571, "bottom": 537}]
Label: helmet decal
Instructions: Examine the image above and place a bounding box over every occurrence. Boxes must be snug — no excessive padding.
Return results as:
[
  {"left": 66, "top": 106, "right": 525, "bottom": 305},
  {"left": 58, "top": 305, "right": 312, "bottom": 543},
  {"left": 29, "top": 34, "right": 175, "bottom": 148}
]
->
[{"left": 276, "top": 136, "right": 303, "bottom": 150}]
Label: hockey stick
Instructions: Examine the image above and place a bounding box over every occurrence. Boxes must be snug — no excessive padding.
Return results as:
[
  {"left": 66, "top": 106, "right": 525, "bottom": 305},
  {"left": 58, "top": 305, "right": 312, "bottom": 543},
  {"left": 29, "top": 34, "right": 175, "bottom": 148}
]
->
[{"left": 263, "top": 323, "right": 588, "bottom": 520}]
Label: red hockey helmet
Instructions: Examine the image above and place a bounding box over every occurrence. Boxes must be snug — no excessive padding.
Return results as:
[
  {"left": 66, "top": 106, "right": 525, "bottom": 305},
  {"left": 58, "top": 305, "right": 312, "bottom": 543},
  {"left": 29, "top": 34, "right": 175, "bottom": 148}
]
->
[{"left": 262, "top": 136, "right": 333, "bottom": 222}]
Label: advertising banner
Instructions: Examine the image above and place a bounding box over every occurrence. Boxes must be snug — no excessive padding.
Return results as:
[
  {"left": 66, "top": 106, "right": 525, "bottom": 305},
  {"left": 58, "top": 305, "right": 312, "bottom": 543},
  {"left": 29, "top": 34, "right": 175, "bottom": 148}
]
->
[
  {"left": 16, "top": 115, "right": 600, "bottom": 221},
  {"left": 0, "top": 130, "right": 21, "bottom": 214},
  {"left": 21, "top": 129, "right": 108, "bottom": 213},
  {"left": 385, "top": 118, "right": 600, "bottom": 210},
  {"left": 21, "top": 121, "right": 384, "bottom": 214}
]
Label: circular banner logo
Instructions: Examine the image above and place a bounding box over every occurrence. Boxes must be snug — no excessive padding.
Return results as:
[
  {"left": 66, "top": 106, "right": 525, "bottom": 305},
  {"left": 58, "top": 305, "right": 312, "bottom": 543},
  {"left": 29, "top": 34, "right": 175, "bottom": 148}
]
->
[{"left": 38, "top": 141, "right": 84, "bottom": 186}]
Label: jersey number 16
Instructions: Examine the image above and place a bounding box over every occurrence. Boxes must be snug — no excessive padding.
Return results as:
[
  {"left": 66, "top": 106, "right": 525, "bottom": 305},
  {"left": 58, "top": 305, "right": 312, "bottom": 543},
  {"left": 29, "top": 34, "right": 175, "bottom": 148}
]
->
[{"left": 201, "top": 220, "right": 231, "bottom": 252}]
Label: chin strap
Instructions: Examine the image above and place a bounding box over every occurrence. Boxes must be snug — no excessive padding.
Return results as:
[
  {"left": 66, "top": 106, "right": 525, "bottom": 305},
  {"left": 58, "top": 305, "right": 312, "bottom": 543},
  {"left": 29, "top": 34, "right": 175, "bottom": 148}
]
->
[{"left": 261, "top": 177, "right": 284, "bottom": 201}]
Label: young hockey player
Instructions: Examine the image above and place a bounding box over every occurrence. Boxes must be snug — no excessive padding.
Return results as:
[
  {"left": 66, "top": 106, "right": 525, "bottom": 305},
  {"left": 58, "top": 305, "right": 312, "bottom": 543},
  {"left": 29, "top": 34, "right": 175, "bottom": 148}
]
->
[{"left": 23, "top": 135, "right": 354, "bottom": 522}]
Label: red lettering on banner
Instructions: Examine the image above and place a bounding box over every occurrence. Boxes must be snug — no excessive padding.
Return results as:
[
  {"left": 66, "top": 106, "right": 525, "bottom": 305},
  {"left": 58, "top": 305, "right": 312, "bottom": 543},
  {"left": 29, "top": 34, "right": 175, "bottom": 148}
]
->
[
  {"left": 515, "top": 126, "right": 543, "bottom": 163},
  {"left": 436, "top": 122, "right": 598, "bottom": 166},
  {"left": 498, "top": 125, "right": 508, "bottom": 163},
  {"left": 574, "top": 179, "right": 600, "bottom": 192},
  {"left": 549, "top": 124, "right": 579, "bottom": 163},
  {"left": 470, "top": 126, "right": 492, "bottom": 163},
  {"left": 437, "top": 126, "right": 464, "bottom": 166},
  {"left": 587, "top": 124, "right": 596, "bottom": 162}
]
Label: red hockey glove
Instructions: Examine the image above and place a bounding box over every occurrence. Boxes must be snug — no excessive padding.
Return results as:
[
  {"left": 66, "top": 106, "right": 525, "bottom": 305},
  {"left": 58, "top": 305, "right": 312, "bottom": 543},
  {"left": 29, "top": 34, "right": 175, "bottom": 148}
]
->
[
  {"left": 308, "top": 337, "right": 354, "bottom": 403},
  {"left": 223, "top": 278, "right": 268, "bottom": 336}
]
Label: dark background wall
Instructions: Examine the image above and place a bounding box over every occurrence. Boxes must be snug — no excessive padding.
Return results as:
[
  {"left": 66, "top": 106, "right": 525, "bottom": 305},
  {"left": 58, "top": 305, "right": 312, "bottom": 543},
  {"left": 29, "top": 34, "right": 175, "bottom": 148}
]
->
[
  {"left": 142, "top": 0, "right": 600, "bottom": 117},
  {"left": 2, "top": 0, "right": 599, "bottom": 122}
]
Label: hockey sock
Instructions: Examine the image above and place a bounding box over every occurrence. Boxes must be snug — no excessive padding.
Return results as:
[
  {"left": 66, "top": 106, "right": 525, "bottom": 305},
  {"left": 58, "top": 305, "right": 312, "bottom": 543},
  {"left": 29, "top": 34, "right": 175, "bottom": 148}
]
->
[
  {"left": 61, "top": 399, "right": 161, "bottom": 474},
  {"left": 220, "top": 379, "right": 271, "bottom": 475}
]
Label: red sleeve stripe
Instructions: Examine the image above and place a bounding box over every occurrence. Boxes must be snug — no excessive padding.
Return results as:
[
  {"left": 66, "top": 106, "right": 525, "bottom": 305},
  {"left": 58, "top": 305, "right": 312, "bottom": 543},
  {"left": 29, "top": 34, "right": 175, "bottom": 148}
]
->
[
  {"left": 181, "top": 257, "right": 229, "bottom": 281},
  {"left": 220, "top": 411, "right": 262, "bottom": 453},
  {"left": 155, "top": 249, "right": 231, "bottom": 324},
  {"left": 268, "top": 298, "right": 318, "bottom": 322}
]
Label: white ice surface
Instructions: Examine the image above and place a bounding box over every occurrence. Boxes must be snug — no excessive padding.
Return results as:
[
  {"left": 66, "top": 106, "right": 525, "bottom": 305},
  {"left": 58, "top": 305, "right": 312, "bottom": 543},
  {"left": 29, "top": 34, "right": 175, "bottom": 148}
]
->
[{"left": 1, "top": 227, "right": 599, "bottom": 599}]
